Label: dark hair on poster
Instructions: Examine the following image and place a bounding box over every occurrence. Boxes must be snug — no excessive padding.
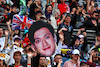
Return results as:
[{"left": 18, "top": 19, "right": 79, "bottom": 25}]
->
[{"left": 28, "top": 21, "right": 54, "bottom": 44}]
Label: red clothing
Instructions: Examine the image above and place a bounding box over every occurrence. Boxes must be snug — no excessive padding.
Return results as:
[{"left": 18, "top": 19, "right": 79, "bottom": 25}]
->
[
  {"left": 15, "top": 65, "right": 21, "bottom": 67},
  {"left": 58, "top": 3, "right": 70, "bottom": 15},
  {"left": 87, "top": 60, "right": 99, "bottom": 66},
  {"left": 22, "top": 37, "right": 30, "bottom": 47},
  {"left": 3, "top": 14, "right": 8, "bottom": 19},
  {"left": 57, "top": 19, "right": 61, "bottom": 25},
  {"left": 0, "top": 15, "right": 8, "bottom": 23}
]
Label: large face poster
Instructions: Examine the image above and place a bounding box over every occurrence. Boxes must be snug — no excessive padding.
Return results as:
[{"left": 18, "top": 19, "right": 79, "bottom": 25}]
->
[{"left": 28, "top": 21, "right": 55, "bottom": 57}]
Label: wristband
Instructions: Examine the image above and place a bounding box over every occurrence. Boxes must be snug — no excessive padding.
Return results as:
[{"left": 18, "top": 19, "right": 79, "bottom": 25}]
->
[{"left": 27, "top": 64, "right": 31, "bottom": 65}]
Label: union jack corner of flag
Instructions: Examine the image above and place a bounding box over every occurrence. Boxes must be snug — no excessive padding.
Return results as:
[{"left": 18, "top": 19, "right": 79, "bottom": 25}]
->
[{"left": 12, "top": 14, "right": 35, "bottom": 30}]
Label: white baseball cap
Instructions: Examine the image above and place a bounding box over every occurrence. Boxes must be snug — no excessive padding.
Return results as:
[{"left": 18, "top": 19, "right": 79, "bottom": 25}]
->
[
  {"left": 78, "top": 35, "right": 84, "bottom": 38},
  {"left": 72, "top": 49, "right": 80, "bottom": 55}
]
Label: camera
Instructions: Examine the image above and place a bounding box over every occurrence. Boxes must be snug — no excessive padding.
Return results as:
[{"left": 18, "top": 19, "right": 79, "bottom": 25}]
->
[
  {"left": 28, "top": 48, "right": 33, "bottom": 52},
  {"left": 96, "top": 53, "right": 100, "bottom": 56},
  {"left": 0, "top": 16, "right": 4, "bottom": 20}
]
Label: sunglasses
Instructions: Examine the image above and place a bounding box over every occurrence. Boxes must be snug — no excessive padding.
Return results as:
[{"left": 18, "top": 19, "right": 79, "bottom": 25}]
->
[
  {"left": 95, "top": 15, "right": 99, "bottom": 16},
  {"left": 74, "top": 54, "right": 79, "bottom": 56}
]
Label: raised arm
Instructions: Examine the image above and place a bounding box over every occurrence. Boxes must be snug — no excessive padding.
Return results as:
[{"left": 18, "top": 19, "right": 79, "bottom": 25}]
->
[
  {"left": 6, "top": 19, "right": 12, "bottom": 35},
  {"left": 27, "top": 52, "right": 33, "bottom": 67},
  {"left": 47, "top": 0, "right": 49, "bottom": 5},
  {"left": 57, "top": 14, "right": 66, "bottom": 26},
  {"left": 87, "top": 0, "right": 90, "bottom": 13},
  {"left": 4, "top": 30, "right": 9, "bottom": 49},
  {"left": 55, "top": 28, "right": 67, "bottom": 55}
]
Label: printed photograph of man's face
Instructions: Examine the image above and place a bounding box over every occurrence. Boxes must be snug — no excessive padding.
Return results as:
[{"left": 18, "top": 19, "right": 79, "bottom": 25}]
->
[{"left": 28, "top": 21, "right": 56, "bottom": 57}]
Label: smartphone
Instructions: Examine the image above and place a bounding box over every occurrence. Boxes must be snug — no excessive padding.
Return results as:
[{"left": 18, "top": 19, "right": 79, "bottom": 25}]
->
[{"left": 0, "top": 16, "right": 4, "bottom": 20}]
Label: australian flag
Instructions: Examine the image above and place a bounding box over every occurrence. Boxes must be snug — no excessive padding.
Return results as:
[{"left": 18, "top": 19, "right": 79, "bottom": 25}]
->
[{"left": 12, "top": 14, "right": 35, "bottom": 30}]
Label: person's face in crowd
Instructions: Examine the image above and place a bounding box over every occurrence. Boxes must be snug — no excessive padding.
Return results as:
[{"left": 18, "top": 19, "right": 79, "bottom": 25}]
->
[
  {"left": 39, "top": 57, "right": 47, "bottom": 66},
  {"left": 54, "top": 55, "right": 62, "bottom": 63},
  {"left": 13, "top": 53, "right": 21, "bottom": 62},
  {"left": 0, "top": 28, "right": 3, "bottom": 37},
  {"left": 71, "top": 8, "right": 76, "bottom": 14},
  {"left": 0, "top": 60, "right": 6, "bottom": 67},
  {"left": 93, "top": 13, "right": 99, "bottom": 20},
  {"left": 97, "top": 36, "right": 100, "bottom": 41},
  {"left": 4, "top": 5, "right": 10, "bottom": 14},
  {"left": 80, "top": 38, "right": 84, "bottom": 44},
  {"left": 60, "top": 0, "right": 65, "bottom": 3},
  {"left": 46, "top": 5, "right": 52, "bottom": 14},
  {"left": 65, "top": 16, "right": 71, "bottom": 24},
  {"left": 12, "top": 7, "right": 17, "bottom": 13},
  {"left": 4, "top": 9, "right": 9, "bottom": 14},
  {"left": 34, "top": 27, "right": 55, "bottom": 57},
  {"left": 77, "top": 6, "right": 82, "bottom": 12},
  {"left": 35, "top": 13, "right": 42, "bottom": 20},
  {"left": 74, "top": 39, "right": 80, "bottom": 46},
  {"left": 15, "top": 39, "right": 21, "bottom": 45},
  {"left": 14, "top": 29, "right": 19, "bottom": 34},
  {"left": 0, "top": 60, "right": 3, "bottom": 66},
  {"left": 92, "top": 52, "right": 99, "bottom": 61},
  {"left": 72, "top": 54, "right": 79, "bottom": 61}
]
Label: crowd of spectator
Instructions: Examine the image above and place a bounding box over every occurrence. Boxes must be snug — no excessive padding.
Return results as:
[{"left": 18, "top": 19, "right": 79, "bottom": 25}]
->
[{"left": 0, "top": 0, "right": 100, "bottom": 67}]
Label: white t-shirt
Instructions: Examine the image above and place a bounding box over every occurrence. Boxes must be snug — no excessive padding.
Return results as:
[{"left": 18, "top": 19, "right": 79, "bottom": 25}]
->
[
  {"left": 5, "top": 45, "right": 24, "bottom": 65},
  {"left": 0, "top": 37, "right": 5, "bottom": 51}
]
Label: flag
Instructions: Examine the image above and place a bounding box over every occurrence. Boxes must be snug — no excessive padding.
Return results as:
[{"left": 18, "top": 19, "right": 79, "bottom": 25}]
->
[
  {"left": 12, "top": 14, "right": 35, "bottom": 30},
  {"left": 19, "top": 0, "right": 27, "bottom": 15}
]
